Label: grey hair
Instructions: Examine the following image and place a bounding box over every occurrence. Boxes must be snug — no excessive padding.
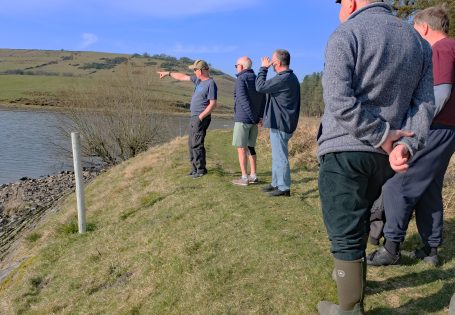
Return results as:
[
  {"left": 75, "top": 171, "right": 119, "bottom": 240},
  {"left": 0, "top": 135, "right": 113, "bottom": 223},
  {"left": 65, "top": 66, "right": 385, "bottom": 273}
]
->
[
  {"left": 274, "top": 49, "right": 291, "bottom": 66},
  {"left": 238, "top": 57, "right": 252, "bottom": 69},
  {"left": 414, "top": 5, "right": 450, "bottom": 35}
]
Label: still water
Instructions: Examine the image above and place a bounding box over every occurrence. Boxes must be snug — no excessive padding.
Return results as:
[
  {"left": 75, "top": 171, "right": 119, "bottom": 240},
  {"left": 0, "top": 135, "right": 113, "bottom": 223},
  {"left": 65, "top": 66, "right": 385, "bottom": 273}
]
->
[{"left": 0, "top": 107, "right": 233, "bottom": 185}]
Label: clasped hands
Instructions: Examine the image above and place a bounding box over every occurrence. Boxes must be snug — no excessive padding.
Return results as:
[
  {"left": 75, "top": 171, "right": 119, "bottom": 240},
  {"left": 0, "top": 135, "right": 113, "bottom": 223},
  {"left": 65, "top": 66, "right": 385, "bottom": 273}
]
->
[{"left": 381, "top": 130, "right": 414, "bottom": 173}]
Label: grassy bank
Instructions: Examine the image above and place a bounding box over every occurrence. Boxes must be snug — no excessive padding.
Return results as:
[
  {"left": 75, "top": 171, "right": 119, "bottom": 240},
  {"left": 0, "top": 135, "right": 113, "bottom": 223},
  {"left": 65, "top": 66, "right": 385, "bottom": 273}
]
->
[{"left": 0, "top": 120, "right": 454, "bottom": 314}]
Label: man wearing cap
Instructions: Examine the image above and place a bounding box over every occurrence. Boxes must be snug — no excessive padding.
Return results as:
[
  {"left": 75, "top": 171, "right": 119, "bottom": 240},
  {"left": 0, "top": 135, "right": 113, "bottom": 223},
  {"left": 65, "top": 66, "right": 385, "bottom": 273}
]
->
[
  {"left": 317, "top": 0, "right": 434, "bottom": 314},
  {"left": 255, "top": 49, "right": 300, "bottom": 196},
  {"left": 158, "top": 60, "right": 217, "bottom": 178}
]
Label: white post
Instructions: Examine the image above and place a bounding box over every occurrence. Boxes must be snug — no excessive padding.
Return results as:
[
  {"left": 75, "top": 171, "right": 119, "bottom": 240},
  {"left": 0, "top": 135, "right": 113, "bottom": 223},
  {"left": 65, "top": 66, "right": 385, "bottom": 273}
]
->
[{"left": 71, "top": 132, "right": 86, "bottom": 233}]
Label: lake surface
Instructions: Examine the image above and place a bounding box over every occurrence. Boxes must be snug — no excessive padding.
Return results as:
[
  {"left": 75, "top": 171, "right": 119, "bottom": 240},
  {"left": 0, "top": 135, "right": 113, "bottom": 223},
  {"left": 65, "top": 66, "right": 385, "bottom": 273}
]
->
[{"left": 0, "top": 107, "right": 233, "bottom": 185}]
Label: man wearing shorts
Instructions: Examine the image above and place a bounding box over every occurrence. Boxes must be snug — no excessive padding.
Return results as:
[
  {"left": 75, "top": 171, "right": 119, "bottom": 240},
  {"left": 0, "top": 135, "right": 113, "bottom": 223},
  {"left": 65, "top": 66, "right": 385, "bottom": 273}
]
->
[{"left": 232, "top": 56, "right": 265, "bottom": 186}]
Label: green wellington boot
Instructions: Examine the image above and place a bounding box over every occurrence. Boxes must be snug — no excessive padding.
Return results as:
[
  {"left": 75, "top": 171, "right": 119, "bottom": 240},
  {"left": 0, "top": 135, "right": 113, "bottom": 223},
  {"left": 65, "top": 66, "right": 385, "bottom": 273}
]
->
[
  {"left": 318, "top": 258, "right": 365, "bottom": 315},
  {"left": 317, "top": 302, "right": 363, "bottom": 315}
]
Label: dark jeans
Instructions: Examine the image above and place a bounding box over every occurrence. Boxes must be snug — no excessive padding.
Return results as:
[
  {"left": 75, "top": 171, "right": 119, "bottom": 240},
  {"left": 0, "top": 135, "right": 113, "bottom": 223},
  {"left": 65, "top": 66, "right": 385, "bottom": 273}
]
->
[
  {"left": 383, "top": 128, "right": 455, "bottom": 248},
  {"left": 188, "top": 115, "right": 211, "bottom": 174},
  {"left": 319, "top": 152, "right": 394, "bottom": 261}
]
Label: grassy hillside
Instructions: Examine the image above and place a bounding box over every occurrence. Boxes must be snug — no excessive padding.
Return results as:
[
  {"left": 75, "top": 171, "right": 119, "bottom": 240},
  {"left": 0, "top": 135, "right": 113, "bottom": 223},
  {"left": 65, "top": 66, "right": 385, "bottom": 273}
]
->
[
  {"left": 0, "top": 120, "right": 454, "bottom": 314},
  {"left": 0, "top": 49, "right": 235, "bottom": 114},
  {"left": 0, "top": 122, "right": 455, "bottom": 314}
]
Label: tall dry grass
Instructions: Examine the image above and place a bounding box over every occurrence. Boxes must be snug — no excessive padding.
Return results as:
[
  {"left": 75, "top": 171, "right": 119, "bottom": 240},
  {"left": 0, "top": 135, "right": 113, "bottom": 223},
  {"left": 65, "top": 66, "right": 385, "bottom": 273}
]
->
[
  {"left": 444, "top": 156, "right": 455, "bottom": 215},
  {"left": 257, "top": 116, "right": 320, "bottom": 171},
  {"left": 257, "top": 116, "right": 455, "bottom": 214}
]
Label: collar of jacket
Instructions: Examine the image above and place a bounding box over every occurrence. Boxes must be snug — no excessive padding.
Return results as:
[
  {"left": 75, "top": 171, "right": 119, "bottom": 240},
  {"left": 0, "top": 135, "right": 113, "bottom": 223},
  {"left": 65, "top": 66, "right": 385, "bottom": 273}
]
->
[
  {"left": 277, "top": 69, "right": 293, "bottom": 75},
  {"left": 348, "top": 2, "right": 392, "bottom": 21},
  {"left": 236, "top": 69, "right": 254, "bottom": 77}
]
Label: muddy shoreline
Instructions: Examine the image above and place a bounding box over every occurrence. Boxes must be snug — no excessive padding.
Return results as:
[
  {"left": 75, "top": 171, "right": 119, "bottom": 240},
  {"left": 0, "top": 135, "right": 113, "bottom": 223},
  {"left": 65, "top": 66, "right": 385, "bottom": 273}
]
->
[{"left": 0, "top": 170, "right": 100, "bottom": 262}]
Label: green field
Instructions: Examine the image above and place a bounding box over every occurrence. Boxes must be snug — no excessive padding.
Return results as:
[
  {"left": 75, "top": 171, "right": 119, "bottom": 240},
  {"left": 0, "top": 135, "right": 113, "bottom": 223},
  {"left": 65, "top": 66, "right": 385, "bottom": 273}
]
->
[
  {"left": 0, "top": 121, "right": 454, "bottom": 314},
  {"left": 0, "top": 49, "right": 235, "bottom": 113}
]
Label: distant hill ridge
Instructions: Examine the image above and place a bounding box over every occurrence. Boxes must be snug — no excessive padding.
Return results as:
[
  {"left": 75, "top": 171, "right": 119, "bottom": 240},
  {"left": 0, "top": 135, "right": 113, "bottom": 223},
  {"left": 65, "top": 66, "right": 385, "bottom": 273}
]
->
[
  {"left": 0, "top": 49, "right": 235, "bottom": 112},
  {"left": 0, "top": 48, "right": 325, "bottom": 116}
]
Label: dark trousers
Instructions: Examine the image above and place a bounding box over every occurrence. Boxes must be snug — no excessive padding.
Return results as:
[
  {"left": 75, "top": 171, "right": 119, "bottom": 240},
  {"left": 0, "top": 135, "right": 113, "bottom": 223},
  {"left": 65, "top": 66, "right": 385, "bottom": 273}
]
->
[
  {"left": 383, "top": 128, "right": 455, "bottom": 248},
  {"left": 319, "top": 152, "right": 394, "bottom": 261},
  {"left": 188, "top": 115, "right": 211, "bottom": 174}
]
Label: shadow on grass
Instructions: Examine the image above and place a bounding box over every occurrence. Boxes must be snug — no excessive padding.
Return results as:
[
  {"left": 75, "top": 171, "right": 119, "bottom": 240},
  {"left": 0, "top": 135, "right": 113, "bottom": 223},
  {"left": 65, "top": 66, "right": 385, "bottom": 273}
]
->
[
  {"left": 368, "top": 280, "right": 454, "bottom": 314},
  {"left": 293, "top": 175, "right": 318, "bottom": 185},
  {"left": 366, "top": 218, "right": 455, "bottom": 314},
  {"left": 401, "top": 217, "right": 455, "bottom": 264},
  {"left": 368, "top": 267, "right": 455, "bottom": 294},
  {"left": 298, "top": 187, "right": 319, "bottom": 200}
]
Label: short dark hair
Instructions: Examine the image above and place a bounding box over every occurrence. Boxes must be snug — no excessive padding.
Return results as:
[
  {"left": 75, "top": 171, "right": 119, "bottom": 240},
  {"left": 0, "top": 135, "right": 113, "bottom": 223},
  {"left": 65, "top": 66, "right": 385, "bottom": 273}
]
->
[
  {"left": 274, "top": 49, "right": 290, "bottom": 66},
  {"left": 414, "top": 6, "right": 450, "bottom": 35}
]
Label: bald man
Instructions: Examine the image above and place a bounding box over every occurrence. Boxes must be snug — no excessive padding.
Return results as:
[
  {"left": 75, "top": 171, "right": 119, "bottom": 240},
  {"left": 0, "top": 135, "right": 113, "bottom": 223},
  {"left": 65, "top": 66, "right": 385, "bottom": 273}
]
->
[{"left": 232, "top": 56, "right": 265, "bottom": 186}]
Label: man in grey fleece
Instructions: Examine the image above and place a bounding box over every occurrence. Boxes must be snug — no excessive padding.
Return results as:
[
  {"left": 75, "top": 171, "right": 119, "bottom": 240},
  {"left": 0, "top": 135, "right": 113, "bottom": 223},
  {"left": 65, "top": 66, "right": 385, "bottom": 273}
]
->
[{"left": 317, "top": 1, "right": 434, "bottom": 314}]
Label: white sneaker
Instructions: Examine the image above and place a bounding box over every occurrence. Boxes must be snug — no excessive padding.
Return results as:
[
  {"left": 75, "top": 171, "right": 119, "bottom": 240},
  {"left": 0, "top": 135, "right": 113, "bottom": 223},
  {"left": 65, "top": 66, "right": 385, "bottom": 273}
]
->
[{"left": 232, "top": 177, "right": 249, "bottom": 186}]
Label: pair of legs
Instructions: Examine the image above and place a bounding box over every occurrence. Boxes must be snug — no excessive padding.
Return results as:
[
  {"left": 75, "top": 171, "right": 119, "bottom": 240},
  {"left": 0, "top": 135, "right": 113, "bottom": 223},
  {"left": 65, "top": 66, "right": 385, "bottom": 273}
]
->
[
  {"left": 269, "top": 128, "right": 292, "bottom": 191},
  {"left": 188, "top": 115, "right": 211, "bottom": 175},
  {"left": 318, "top": 152, "right": 394, "bottom": 314},
  {"left": 232, "top": 122, "right": 258, "bottom": 179},
  {"left": 237, "top": 147, "right": 257, "bottom": 177},
  {"left": 381, "top": 128, "right": 455, "bottom": 258}
]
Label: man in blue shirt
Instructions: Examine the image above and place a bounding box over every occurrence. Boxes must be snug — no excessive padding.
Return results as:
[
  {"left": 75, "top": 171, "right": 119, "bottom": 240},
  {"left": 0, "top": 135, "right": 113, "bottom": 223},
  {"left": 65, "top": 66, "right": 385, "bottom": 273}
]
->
[{"left": 158, "top": 60, "right": 217, "bottom": 178}]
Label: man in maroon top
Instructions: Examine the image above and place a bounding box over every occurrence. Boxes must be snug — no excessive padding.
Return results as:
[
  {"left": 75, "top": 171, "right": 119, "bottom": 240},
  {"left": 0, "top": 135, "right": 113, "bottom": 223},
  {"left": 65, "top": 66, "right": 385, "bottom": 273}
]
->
[{"left": 367, "top": 5, "right": 455, "bottom": 267}]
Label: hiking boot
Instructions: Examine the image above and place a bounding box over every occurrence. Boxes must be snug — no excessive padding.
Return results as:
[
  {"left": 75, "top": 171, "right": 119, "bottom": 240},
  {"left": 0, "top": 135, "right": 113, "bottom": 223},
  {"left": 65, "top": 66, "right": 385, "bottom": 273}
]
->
[
  {"left": 187, "top": 170, "right": 196, "bottom": 176},
  {"left": 412, "top": 247, "right": 440, "bottom": 266},
  {"left": 248, "top": 176, "right": 259, "bottom": 184},
  {"left": 268, "top": 189, "right": 290, "bottom": 197},
  {"left": 317, "top": 301, "right": 363, "bottom": 315},
  {"left": 262, "top": 184, "right": 277, "bottom": 192},
  {"left": 232, "top": 177, "right": 249, "bottom": 186},
  {"left": 367, "top": 246, "right": 400, "bottom": 266}
]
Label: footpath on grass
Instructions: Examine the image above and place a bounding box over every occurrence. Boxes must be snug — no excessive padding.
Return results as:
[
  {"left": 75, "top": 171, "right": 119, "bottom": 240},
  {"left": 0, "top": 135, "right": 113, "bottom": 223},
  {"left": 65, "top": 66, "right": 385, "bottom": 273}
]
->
[{"left": 0, "top": 128, "right": 454, "bottom": 314}]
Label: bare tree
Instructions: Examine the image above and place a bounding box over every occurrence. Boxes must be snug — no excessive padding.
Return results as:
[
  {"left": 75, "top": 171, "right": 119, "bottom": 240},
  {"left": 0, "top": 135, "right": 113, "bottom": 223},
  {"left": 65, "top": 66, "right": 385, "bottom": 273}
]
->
[{"left": 58, "top": 62, "right": 167, "bottom": 165}]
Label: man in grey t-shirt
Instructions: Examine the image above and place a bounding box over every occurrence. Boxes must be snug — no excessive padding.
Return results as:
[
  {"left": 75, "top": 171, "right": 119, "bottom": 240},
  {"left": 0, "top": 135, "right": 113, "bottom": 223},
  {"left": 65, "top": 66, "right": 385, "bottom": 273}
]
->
[{"left": 158, "top": 59, "right": 217, "bottom": 178}]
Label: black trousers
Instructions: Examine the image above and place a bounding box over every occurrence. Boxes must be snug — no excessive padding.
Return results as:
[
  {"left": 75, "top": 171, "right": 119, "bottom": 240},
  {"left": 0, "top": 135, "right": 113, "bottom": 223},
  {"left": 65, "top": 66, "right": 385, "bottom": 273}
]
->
[
  {"left": 319, "top": 152, "right": 394, "bottom": 261},
  {"left": 188, "top": 115, "right": 211, "bottom": 174}
]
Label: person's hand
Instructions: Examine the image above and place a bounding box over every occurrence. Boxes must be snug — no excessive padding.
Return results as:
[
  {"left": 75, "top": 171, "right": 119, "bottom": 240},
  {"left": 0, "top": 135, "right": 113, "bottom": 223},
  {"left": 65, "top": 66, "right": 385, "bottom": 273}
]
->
[
  {"left": 258, "top": 118, "right": 263, "bottom": 127},
  {"left": 157, "top": 71, "right": 170, "bottom": 79},
  {"left": 389, "top": 144, "right": 410, "bottom": 173},
  {"left": 381, "top": 129, "right": 415, "bottom": 154},
  {"left": 198, "top": 114, "right": 203, "bottom": 121},
  {"left": 261, "top": 57, "right": 273, "bottom": 68}
]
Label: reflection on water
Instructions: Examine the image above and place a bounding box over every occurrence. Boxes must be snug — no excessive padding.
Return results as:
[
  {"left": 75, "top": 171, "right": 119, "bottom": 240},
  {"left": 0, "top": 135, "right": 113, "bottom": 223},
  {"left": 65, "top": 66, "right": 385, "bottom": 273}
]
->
[{"left": 0, "top": 108, "right": 233, "bottom": 185}]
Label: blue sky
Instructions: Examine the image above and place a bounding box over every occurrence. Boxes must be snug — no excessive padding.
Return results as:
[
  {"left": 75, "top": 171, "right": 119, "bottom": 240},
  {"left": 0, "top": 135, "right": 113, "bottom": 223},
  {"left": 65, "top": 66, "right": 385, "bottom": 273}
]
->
[{"left": 1, "top": 1, "right": 341, "bottom": 79}]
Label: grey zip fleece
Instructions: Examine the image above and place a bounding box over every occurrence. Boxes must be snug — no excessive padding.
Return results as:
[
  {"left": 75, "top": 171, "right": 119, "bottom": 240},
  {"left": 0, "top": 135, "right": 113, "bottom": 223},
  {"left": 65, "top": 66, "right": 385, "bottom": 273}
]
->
[{"left": 317, "top": 3, "right": 435, "bottom": 159}]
